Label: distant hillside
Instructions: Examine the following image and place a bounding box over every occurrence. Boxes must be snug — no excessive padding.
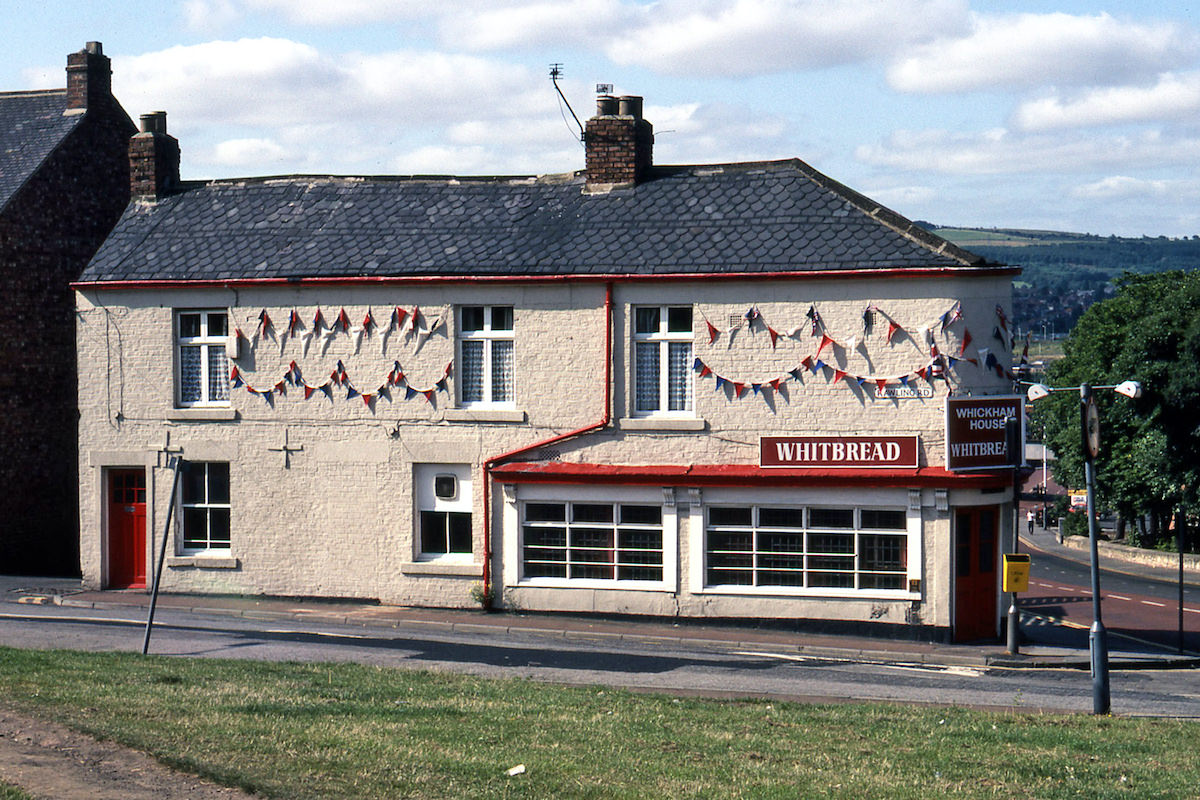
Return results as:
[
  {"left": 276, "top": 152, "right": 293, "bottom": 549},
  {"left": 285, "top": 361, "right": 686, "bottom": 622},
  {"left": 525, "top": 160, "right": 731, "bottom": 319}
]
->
[{"left": 919, "top": 224, "right": 1200, "bottom": 337}]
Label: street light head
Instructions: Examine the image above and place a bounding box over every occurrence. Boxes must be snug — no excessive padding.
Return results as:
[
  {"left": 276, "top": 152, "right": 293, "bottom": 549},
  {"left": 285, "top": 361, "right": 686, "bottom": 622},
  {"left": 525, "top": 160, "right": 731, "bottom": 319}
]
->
[
  {"left": 1027, "top": 383, "right": 1050, "bottom": 402},
  {"left": 1115, "top": 380, "right": 1143, "bottom": 399}
]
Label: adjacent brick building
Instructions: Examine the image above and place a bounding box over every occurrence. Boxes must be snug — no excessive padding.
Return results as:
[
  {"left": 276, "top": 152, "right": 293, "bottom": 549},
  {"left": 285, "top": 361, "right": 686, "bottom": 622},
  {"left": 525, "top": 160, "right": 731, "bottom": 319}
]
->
[
  {"left": 0, "top": 43, "right": 135, "bottom": 575},
  {"left": 75, "top": 96, "right": 1020, "bottom": 641}
]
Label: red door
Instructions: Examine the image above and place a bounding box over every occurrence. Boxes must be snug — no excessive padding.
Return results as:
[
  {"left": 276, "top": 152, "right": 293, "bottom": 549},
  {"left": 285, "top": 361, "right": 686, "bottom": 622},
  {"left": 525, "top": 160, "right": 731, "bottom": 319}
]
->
[
  {"left": 108, "top": 469, "right": 147, "bottom": 589},
  {"left": 954, "top": 506, "right": 999, "bottom": 642}
]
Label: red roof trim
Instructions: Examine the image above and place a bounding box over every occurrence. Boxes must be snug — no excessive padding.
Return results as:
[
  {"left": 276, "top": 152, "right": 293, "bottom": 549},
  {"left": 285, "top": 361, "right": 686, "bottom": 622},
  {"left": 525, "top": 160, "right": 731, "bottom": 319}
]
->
[
  {"left": 70, "top": 265, "right": 1017, "bottom": 292},
  {"left": 490, "top": 462, "right": 1011, "bottom": 489}
]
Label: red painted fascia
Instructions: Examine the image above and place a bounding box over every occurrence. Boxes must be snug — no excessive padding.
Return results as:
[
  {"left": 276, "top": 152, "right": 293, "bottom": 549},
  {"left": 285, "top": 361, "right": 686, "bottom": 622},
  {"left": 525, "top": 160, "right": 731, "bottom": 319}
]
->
[
  {"left": 491, "top": 461, "right": 1011, "bottom": 489},
  {"left": 69, "top": 265, "right": 1017, "bottom": 292}
]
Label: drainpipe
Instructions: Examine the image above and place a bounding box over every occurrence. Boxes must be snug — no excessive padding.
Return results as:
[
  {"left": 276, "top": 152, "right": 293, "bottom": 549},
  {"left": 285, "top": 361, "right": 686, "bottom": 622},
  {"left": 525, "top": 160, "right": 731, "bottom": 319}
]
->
[{"left": 480, "top": 283, "right": 613, "bottom": 604}]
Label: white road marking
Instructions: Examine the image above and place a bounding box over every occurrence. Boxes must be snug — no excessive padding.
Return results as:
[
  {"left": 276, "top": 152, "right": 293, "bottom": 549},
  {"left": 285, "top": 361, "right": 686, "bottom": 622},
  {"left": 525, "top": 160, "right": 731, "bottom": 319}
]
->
[
  {"left": 1140, "top": 600, "right": 1166, "bottom": 608},
  {"left": 1108, "top": 594, "right": 1131, "bottom": 601},
  {"left": 879, "top": 664, "right": 986, "bottom": 678}
]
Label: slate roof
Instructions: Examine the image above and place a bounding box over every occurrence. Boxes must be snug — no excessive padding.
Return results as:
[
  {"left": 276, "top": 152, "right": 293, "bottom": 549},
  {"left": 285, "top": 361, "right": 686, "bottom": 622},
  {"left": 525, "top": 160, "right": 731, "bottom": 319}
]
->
[
  {"left": 81, "top": 158, "right": 991, "bottom": 283},
  {"left": 0, "top": 90, "right": 81, "bottom": 213}
]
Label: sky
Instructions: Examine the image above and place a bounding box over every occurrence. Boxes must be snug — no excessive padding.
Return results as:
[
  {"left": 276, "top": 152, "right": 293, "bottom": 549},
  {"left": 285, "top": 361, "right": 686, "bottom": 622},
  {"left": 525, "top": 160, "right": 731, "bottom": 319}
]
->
[{"left": 4, "top": 1, "right": 1199, "bottom": 237}]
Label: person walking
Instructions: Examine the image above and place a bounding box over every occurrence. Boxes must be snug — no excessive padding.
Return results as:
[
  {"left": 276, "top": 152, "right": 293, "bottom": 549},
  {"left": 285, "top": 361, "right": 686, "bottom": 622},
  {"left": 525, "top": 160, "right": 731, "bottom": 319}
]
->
[{"left": 1027, "top": 508, "right": 1035, "bottom": 535}]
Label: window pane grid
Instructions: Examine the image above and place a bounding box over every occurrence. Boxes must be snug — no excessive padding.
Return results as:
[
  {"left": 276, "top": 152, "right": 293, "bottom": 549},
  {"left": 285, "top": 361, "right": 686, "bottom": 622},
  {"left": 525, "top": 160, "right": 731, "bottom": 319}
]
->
[
  {"left": 178, "top": 311, "right": 230, "bottom": 407},
  {"left": 491, "top": 339, "right": 513, "bottom": 403},
  {"left": 632, "top": 305, "right": 692, "bottom": 416},
  {"left": 634, "top": 342, "right": 659, "bottom": 411},
  {"left": 522, "top": 502, "right": 663, "bottom": 582},
  {"left": 667, "top": 342, "right": 693, "bottom": 411},
  {"left": 181, "top": 462, "right": 231, "bottom": 552},
  {"left": 705, "top": 506, "right": 908, "bottom": 589},
  {"left": 459, "top": 305, "right": 514, "bottom": 407},
  {"left": 460, "top": 341, "right": 484, "bottom": 403}
]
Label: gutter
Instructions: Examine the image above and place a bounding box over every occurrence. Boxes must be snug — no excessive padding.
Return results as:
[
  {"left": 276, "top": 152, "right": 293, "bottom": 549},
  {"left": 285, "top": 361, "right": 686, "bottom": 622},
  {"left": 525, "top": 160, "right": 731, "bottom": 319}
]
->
[
  {"left": 69, "top": 265, "right": 1019, "bottom": 292},
  {"left": 479, "top": 282, "right": 614, "bottom": 604}
]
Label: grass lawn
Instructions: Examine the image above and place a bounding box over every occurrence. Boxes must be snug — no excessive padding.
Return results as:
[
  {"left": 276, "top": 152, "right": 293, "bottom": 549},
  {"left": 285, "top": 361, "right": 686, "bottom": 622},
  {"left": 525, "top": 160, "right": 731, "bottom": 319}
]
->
[{"left": 1, "top": 646, "right": 1197, "bottom": 799}]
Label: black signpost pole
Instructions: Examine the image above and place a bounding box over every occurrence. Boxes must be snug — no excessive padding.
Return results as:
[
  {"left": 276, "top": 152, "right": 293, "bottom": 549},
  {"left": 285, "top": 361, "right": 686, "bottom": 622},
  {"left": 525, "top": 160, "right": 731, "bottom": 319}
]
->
[
  {"left": 143, "top": 457, "right": 183, "bottom": 655},
  {"left": 1080, "top": 384, "right": 1111, "bottom": 715}
]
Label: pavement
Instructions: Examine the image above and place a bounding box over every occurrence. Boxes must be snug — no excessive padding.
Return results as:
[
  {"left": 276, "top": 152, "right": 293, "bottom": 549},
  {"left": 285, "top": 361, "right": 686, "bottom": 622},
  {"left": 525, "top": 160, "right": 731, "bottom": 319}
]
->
[{"left": 2, "top": 525, "right": 1197, "bottom": 671}]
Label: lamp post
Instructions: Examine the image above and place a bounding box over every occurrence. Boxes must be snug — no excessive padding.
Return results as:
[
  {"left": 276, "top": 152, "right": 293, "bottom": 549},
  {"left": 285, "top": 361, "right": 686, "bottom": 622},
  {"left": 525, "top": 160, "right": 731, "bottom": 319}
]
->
[{"left": 1025, "top": 379, "right": 1141, "bottom": 715}]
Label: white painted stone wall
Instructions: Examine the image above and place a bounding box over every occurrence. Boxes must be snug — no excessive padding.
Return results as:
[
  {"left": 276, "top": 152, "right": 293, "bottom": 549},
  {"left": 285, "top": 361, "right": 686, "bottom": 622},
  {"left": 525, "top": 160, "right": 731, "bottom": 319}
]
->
[{"left": 77, "top": 272, "right": 1014, "bottom": 631}]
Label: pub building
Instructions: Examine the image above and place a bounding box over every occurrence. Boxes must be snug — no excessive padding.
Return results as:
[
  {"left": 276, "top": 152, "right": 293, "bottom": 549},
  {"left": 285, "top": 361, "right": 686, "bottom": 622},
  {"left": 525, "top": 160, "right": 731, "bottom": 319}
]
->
[{"left": 75, "top": 93, "right": 1021, "bottom": 642}]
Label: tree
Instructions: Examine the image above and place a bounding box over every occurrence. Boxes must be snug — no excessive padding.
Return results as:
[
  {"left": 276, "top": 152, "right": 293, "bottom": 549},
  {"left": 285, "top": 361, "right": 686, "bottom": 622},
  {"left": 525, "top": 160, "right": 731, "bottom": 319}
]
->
[{"left": 1033, "top": 271, "right": 1200, "bottom": 547}]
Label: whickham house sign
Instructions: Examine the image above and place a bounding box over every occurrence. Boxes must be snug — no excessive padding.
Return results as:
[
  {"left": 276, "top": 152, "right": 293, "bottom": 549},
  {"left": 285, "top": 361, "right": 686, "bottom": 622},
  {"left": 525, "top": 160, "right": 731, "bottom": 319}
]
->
[
  {"left": 944, "top": 395, "right": 1024, "bottom": 471},
  {"left": 760, "top": 436, "right": 920, "bottom": 469}
]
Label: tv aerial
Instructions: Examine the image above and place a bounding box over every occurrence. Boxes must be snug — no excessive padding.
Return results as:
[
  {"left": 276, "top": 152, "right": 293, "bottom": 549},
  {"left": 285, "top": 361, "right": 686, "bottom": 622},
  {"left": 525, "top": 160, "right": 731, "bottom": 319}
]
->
[{"left": 549, "top": 64, "right": 584, "bottom": 143}]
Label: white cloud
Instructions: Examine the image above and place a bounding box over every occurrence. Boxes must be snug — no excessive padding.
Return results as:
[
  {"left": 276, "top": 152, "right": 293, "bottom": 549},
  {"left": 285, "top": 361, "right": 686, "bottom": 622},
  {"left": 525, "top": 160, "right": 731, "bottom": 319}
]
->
[
  {"left": 606, "top": 0, "right": 970, "bottom": 77},
  {"left": 109, "top": 37, "right": 600, "bottom": 177},
  {"left": 1071, "top": 175, "right": 1200, "bottom": 201},
  {"left": 113, "top": 38, "right": 546, "bottom": 132},
  {"left": 183, "top": 0, "right": 456, "bottom": 27},
  {"left": 646, "top": 101, "right": 791, "bottom": 163},
  {"left": 450, "top": 0, "right": 635, "bottom": 51},
  {"left": 1013, "top": 72, "right": 1200, "bottom": 131},
  {"left": 210, "top": 137, "right": 291, "bottom": 167},
  {"left": 857, "top": 127, "right": 1200, "bottom": 175},
  {"left": 863, "top": 184, "right": 936, "bottom": 210},
  {"left": 889, "top": 12, "right": 1199, "bottom": 93},
  {"left": 184, "top": 0, "right": 242, "bottom": 32}
]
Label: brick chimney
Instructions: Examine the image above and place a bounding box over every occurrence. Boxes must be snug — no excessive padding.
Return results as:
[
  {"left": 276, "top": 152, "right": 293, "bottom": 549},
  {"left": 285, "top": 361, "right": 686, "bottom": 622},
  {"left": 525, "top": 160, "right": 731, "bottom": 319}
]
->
[
  {"left": 65, "top": 41, "right": 112, "bottom": 111},
  {"left": 584, "top": 95, "right": 653, "bottom": 190},
  {"left": 129, "top": 112, "right": 181, "bottom": 199}
]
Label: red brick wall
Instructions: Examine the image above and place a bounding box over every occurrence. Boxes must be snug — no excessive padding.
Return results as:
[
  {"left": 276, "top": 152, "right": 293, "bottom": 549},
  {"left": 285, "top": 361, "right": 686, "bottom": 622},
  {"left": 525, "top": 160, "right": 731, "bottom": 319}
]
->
[
  {"left": 0, "top": 98, "right": 134, "bottom": 576},
  {"left": 585, "top": 116, "right": 653, "bottom": 187}
]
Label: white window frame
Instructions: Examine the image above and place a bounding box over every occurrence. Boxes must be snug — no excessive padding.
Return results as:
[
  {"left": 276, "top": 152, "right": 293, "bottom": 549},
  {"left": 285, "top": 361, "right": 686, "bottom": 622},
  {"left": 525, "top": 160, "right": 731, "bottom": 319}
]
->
[
  {"left": 632, "top": 305, "right": 693, "bottom": 417},
  {"left": 176, "top": 309, "right": 231, "bottom": 407},
  {"left": 414, "top": 464, "right": 473, "bottom": 561},
  {"left": 179, "top": 461, "right": 231, "bottom": 554},
  {"left": 503, "top": 484, "right": 677, "bottom": 592},
  {"left": 689, "top": 488, "right": 921, "bottom": 599},
  {"left": 458, "top": 305, "right": 515, "bottom": 408}
]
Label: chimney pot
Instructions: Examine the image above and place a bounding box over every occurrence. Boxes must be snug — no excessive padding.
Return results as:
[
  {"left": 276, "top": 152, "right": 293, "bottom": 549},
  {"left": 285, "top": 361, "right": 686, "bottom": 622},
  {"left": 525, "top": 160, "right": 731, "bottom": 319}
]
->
[
  {"left": 618, "top": 95, "right": 642, "bottom": 119},
  {"left": 65, "top": 41, "right": 112, "bottom": 111},
  {"left": 130, "top": 111, "right": 181, "bottom": 199},
  {"left": 139, "top": 111, "right": 168, "bottom": 134},
  {"left": 596, "top": 95, "right": 619, "bottom": 116}
]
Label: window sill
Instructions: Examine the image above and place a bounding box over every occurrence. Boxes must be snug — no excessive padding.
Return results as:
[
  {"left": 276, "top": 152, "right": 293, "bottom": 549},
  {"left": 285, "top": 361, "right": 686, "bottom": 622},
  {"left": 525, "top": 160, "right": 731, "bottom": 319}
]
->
[
  {"left": 401, "top": 561, "right": 484, "bottom": 577},
  {"left": 693, "top": 586, "right": 919, "bottom": 601},
  {"left": 617, "top": 417, "right": 706, "bottom": 432},
  {"left": 515, "top": 578, "right": 670, "bottom": 592},
  {"left": 168, "top": 407, "right": 238, "bottom": 422},
  {"left": 443, "top": 408, "right": 526, "bottom": 424},
  {"left": 165, "top": 555, "right": 240, "bottom": 569}
]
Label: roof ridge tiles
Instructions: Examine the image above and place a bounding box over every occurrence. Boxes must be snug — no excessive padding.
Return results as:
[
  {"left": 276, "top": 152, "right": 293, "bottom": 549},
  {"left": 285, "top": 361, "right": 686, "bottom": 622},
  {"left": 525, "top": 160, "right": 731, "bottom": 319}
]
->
[{"left": 0, "top": 88, "right": 67, "bottom": 99}]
